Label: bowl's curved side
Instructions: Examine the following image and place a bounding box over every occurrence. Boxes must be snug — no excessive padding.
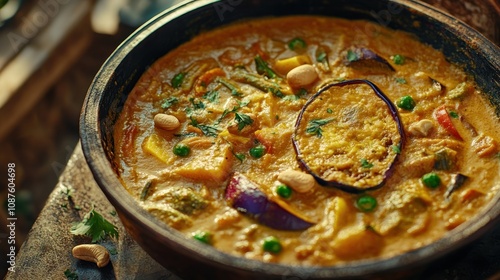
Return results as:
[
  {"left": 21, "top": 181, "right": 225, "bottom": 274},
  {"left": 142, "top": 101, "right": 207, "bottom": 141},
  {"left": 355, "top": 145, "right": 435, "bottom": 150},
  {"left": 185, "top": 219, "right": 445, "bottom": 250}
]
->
[{"left": 80, "top": 0, "right": 500, "bottom": 279}]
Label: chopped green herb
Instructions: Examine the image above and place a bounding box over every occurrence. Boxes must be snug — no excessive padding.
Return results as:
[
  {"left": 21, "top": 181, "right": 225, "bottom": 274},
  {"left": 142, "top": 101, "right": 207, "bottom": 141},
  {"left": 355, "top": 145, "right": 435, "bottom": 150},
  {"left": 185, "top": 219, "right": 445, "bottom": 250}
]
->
[
  {"left": 235, "top": 153, "right": 246, "bottom": 162},
  {"left": 216, "top": 77, "right": 243, "bottom": 96},
  {"left": 346, "top": 50, "right": 359, "bottom": 62},
  {"left": 70, "top": 207, "right": 119, "bottom": 243},
  {"left": 262, "top": 236, "right": 282, "bottom": 254},
  {"left": 161, "top": 97, "right": 179, "bottom": 109},
  {"left": 395, "top": 77, "right": 407, "bottom": 84},
  {"left": 234, "top": 112, "right": 254, "bottom": 131},
  {"left": 360, "top": 158, "right": 374, "bottom": 169},
  {"left": 306, "top": 118, "right": 333, "bottom": 138},
  {"left": 255, "top": 55, "right": 278, "bottom": 79},
  {"left": 391, "top": 145, "right": 401, "bottom": 154},
  {"left": 327, "top": 108, "right": 333, "bottom": 114},
  {"left": 392, "top": 54, "right": 405, "bottom": 65},
  {"left": 449, "top": 111, "right": 459, "bottom": 119},
  {"left": 276, "top": 184, "right": 292, "bottom": 199},
  {"left": 203, "top": 90, "right": 219, "bottom": 103},
  {"left": 193, "top": 231, "right": 212, "bottom": 244},
  {"left": 171, "top": 72, "right": 186, "bottom": 88},
  {"left": 356, "top": 195, "right": 377, "bottom": 212},
  {"left": 189, "top": 97, "right": 205, "bottom": 110},
  {"left": 140, "top": 181, "right": 153, "bottom": 201},
  {"left": 64, "top": 269, "right": 78, "bottom": 280},
  {"left": 288, "top": 37, "right": 307, "bottom": 51},
  {"left": 316, "top": 49, "right": 327, "bottom": 62}
]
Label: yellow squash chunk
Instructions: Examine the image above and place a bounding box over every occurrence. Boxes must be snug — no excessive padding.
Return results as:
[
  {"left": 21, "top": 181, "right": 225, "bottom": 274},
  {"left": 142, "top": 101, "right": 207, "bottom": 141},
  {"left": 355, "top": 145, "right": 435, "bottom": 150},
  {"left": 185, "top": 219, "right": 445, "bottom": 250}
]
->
[
  {"left": 274, "top": 55, "right": 311, "bottom": 74},
  {"left": 332, "top": 225, "right": 384, "bottom": 260},
  {"left": 142, "top": 134, "right": 171, "bottom": 164},
  {"left": 174, "top": 143, "right": 233, "bottom": 182},
  {"left": 219, "top": 129, "right": 251, "bottom": 144}
]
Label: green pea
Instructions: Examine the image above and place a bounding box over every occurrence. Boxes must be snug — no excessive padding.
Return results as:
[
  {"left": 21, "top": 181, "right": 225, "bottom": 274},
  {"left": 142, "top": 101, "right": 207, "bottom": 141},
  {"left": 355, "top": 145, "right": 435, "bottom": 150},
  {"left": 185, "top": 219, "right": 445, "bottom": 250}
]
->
[
  {"left": 397, "top": 95, "right": 416, "bottom": 111},
  {"left": 249, "top": 145, "right": 266, "bottom": 159},
  {"left": 173, "top": 143, "right": 190, "bottom": 157},
  {"left": 192, "top": 231, "right": 212, "bottom": 244},
  {"left": 422, "top": 172, "right": 441, "bottom": 188},
  {"left": 262, "top": 236, "right": 282, "bottom": 254},
  {"left": 356, "top": 195, "right": 377, "bottom": 212},
  {"left": 276, "top": 184, "right": 292, "bottom": 199}
]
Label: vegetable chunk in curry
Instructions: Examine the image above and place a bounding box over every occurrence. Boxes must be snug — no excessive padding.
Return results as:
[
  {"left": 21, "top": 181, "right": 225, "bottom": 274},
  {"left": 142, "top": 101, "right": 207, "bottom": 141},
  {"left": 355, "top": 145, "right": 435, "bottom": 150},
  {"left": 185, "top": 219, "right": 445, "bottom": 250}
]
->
[{"left": 114, "top": 16, "right": 500, "bottom": 265}]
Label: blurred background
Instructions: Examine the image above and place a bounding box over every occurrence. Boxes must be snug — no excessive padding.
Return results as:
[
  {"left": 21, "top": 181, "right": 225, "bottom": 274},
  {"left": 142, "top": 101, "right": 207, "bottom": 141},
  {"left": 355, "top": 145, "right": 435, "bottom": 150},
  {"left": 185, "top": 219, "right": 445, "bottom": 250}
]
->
[{"left": 0, "top": 0, "right": 497, "bottom": 278}]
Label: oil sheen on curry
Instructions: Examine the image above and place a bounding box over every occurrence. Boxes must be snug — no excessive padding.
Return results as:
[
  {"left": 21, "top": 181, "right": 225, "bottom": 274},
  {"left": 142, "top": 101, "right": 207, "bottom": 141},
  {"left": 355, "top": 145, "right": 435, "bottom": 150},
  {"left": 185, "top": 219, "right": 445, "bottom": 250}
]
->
[{"left": 114, "top": 16, "right": 500, "bottom": 265}]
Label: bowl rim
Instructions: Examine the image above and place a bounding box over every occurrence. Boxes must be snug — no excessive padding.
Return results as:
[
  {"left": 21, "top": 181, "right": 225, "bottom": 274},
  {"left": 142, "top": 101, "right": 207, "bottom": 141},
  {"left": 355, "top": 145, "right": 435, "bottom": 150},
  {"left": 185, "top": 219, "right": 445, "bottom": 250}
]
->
[{"left": 80, "top": 0, "right": 500, "bottom": 278}]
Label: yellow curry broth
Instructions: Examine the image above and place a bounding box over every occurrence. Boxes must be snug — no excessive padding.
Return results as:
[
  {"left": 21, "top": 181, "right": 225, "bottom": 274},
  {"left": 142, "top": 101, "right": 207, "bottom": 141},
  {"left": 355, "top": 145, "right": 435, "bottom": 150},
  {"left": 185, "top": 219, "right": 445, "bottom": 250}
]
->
[{"left": 114, "top": 16, "right": 500, "bottom": 265}]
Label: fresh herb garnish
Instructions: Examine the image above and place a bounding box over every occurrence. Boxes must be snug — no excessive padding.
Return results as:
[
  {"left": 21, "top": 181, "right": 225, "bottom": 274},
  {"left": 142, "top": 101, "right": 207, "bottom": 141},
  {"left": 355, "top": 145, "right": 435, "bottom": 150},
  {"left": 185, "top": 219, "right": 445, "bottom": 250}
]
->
[
  {"left": 70, "top": 207, "right": 119, "bottom": 243},
  {"left": 395, "top": 77, "right": 407, "bottom": 84},
  {"left": 235, "top": 153, "right": 246, "bottom": 162},
  {"left": 189, "top": 117, "right": 220, "bottom": 137},
  {"left": 161, "top": 97, "right": 179, "bottom": 109},
  {"left": 326, "top": 108, "right": 333, "bottom": 114},
  {"left": 203, "top": 90, "right": 219, "bottom": 103},
  {"left": 189, "top": 97, "right": 205, "bottom": 110},
  {"left": 171, "top": 72, "right": 186, "bottom": 88},
  {"left": 391, "top": 145, "right": 401, "bottom": 154},
  {"left": 392, "top": 54, "right": 405, "bottom": 65},
  {"left": 255, "top": 55, "right": 278, "bottom": 79},
  {"left": 140, "top": 181, "right": 153, "bottom": 201},
  {"left": 64, "top": 269, "right": 78, "bottom": 280},
  {"left": 316, "top": 49, "right": 327, "bottom": 62},
  {"left": 360, "top": 158, "right": 374, "bottom": 168},
  {"left": 216, "top": 77, "right": 243, "bottom": 97},
  {"left": 234, "top": 112, "right": 254, "bottom": 131},
  {"left": 288, "top": 37, "right": 307, "bottom": 51},
  {"left": 449, "top": 111, "right": 459, "bottom": 119},
  {"left": 306, "top": 118, "right": 333, "bottom": 138},
  {"left": 346, "top": 50, "right": 359, "bottom": 62}
]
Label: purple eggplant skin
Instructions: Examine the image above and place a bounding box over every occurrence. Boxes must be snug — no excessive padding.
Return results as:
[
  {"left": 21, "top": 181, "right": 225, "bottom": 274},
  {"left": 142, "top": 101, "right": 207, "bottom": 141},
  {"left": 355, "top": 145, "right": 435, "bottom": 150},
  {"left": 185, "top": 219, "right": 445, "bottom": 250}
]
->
[
  {"left": 346, "top": 47, "right": 395, "bottom": 71},
  {"left": 445, "top": 173, "right": 469, "bottom": 199},
  {"left": 225, "top": 173, "right": 314, "bottom": 230},
  {"left": 292, "top": 79, "right": 406, "bottom": 194}
]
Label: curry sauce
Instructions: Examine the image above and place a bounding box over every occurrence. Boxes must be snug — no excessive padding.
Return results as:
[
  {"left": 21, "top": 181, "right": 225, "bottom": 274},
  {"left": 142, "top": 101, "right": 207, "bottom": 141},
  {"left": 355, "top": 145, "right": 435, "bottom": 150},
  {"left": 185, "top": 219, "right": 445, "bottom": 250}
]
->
[{"left": 114, "top": 16, "right": 500, "bottom": 265}]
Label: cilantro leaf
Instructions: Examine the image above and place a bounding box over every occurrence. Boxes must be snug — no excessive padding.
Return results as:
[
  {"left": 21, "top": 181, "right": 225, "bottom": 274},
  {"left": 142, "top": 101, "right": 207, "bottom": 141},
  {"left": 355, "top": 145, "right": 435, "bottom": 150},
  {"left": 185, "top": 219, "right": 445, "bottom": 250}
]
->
[
  {"left": 71, "top": 207, "right": 118, "bottom": 243},
  {"left": 360, "top": 158, "right": 374, "bottom": 168},
  {"left": 189, "top": 117, "right": 220, "bottom": 137},
  {"left": 161, "top": 97, "right": 179, "bottom": 109},
  {"left": 234, "top": 112, "right": 254, "bottom": 131},
  {"left": 203, "top": 90, "right": 219, "bottom": 103},
  {"left": 306, "top": 118, "right": 333, "bottom": 138}
]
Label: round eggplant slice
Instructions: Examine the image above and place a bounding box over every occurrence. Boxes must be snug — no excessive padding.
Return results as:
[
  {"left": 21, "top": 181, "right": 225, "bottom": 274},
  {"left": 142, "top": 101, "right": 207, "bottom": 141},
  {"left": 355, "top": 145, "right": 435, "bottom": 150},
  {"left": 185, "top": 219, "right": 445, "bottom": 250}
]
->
[{"left": 292, "top": 80, "right": 405, "bottom": 193}]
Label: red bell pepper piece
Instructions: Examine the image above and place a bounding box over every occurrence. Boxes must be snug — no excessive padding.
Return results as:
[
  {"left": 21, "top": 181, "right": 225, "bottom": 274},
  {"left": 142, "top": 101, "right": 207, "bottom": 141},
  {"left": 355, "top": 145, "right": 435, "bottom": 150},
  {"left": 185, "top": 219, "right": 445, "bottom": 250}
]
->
[{"left": 433, "top": 105, "right": 462, "bottom": 140}]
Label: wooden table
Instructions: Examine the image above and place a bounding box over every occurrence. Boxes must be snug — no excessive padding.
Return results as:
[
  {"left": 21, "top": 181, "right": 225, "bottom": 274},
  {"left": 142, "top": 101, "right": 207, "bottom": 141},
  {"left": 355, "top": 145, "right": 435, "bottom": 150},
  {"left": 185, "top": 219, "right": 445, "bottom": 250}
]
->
[{"left": 4, "top": 144, "right": 500, "bottom": 280}]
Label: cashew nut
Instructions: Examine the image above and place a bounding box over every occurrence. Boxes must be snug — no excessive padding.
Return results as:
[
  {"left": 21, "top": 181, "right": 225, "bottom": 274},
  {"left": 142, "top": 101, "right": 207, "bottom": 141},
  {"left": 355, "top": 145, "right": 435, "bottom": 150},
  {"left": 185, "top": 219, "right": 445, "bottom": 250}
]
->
[
  {"left": 408, "top": 119, "right": 434, "bottom": 137},
  {"left": 286, "top": 64, "right": 318, "bottom": 88},
  {"left": 278, "top": 169, "right": 315, "bottom": 193},
  {"left": 154, "top": 113, "right": 180, "bottom": 131},
  {"left": 72, "top": 244, "right": 110, "bottom": 268}
]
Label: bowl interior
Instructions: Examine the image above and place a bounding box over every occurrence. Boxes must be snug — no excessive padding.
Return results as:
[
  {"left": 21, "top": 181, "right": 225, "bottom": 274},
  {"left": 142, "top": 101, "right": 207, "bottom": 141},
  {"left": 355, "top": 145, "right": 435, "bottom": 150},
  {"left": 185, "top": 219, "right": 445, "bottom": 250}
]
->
[{"left": 80, "top": 0, "right": 500, "bottom": 278}]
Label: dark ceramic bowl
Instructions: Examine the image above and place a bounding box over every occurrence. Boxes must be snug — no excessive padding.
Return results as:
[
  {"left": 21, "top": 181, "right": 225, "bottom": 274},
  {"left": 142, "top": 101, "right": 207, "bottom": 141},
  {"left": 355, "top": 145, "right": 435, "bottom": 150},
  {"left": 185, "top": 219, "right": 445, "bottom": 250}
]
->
[{"left": 80, "top": 0, "right": 500, "bottom": 279}]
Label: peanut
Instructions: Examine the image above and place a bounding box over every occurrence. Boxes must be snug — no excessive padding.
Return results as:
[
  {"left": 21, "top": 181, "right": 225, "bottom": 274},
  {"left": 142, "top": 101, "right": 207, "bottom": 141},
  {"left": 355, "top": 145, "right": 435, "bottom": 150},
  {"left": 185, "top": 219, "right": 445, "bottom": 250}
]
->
[
  {"left": 72, "top": 244, "right": 110, "bottom": 268},
  {"left": 278, "top": 169, "right": 315, "bottom": 193},
  {"left": 154, "top": 113, "right": 180, "bottom": 131},
  {"left": 286, "top": 64, "right": 318, "bottom": 88}
]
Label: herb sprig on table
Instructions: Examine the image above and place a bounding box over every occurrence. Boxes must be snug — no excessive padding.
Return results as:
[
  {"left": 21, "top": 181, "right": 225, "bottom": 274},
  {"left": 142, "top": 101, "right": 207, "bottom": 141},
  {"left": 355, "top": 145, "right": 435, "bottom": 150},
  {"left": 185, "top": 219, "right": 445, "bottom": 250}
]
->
[{"left": 70, "top": 207, "right": 118, "bottom": 243}]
